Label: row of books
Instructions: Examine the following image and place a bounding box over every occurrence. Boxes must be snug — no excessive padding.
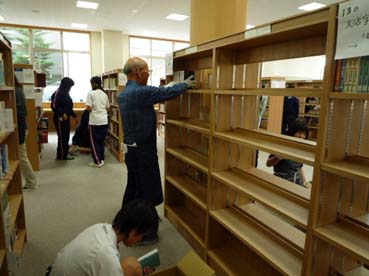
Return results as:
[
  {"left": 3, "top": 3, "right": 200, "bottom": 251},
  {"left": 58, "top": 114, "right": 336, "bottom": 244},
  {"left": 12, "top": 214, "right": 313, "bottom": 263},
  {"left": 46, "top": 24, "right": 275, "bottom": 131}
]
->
[
  {"left": 334, "top": 56, "right": 369, "bottom": 93},
  {"left": 1, "top": 191, "right": 22, "bottom": 275},
  {"left": 0, "top": 101, "right": 14, "bottom": 135},
  {"left": 1, "top": 145, "right": 9, "bottom": 179}
]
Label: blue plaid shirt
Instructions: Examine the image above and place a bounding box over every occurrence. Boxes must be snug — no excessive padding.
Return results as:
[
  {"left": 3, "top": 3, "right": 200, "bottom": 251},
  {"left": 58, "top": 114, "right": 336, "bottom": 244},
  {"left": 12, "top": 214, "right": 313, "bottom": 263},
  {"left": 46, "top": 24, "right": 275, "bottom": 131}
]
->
[{"left": 118, "top": 80, "right": 187, "bottom": 146}]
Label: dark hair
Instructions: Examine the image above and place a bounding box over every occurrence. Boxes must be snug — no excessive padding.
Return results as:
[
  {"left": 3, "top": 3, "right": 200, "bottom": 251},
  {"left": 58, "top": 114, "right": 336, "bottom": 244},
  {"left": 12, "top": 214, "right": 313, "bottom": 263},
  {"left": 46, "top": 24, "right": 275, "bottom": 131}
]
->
[
  {"left": 90, "top": 76, "right": 104, "bottom": 92},
  {"left": 287, "top": 117, "right": 309, "bottom": 138},
  {"left": 59, "top": 77, "right": 74, "bottom": 93},
  {"left": 112, "top": 199, "right": 159, "bottom": 237}
]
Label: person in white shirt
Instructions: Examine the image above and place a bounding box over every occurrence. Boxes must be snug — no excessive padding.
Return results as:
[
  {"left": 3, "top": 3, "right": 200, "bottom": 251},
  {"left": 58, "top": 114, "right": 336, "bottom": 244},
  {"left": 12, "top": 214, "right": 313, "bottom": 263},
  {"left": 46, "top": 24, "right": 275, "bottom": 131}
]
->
[
  {"left": 49, "top": 199, "right": 159, "bottom": 276},
  {"left": 85, "top": 76, "right": 110, "bottom": 168}
]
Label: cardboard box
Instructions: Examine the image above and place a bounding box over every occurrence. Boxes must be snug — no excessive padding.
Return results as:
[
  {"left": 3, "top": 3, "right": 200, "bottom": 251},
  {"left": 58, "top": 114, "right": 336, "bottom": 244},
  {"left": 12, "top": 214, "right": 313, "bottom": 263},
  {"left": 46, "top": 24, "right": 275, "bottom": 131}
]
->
[{"left": 151, "top": 251, "right": 215, "bottom": 276}]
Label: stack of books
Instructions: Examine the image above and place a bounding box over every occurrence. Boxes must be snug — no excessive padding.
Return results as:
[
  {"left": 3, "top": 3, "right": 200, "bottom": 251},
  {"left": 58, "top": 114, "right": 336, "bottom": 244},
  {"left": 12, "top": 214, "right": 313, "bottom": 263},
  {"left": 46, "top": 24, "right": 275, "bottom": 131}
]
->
[{"left": 334, "top": 56, "right": 369, "bottom": 93}]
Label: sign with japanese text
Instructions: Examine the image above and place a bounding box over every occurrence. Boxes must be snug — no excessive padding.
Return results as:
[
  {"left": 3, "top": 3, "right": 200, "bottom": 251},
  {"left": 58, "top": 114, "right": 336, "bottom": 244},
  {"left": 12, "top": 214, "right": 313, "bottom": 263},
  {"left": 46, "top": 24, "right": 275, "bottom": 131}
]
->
[{"left": 335, "top": 0, "right": 369, "bottom": 59}]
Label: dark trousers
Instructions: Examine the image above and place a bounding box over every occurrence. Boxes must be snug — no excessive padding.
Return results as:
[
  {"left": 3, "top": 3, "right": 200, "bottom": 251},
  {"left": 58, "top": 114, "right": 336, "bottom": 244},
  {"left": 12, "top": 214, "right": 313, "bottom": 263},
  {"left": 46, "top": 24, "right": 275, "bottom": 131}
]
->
[
  {"left": 53, "top": 114, "right": 70, "bottom": 159},
  {"left": 122, "top": 145, "right": 163, "bottom": 207},
  {"left": 89, "top": 125, "right": 108, "bottom": 164}
]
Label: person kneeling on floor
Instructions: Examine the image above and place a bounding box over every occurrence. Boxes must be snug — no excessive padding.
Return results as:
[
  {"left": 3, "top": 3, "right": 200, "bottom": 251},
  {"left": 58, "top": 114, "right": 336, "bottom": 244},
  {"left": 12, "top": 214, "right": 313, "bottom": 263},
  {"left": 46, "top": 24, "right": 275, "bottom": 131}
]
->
[{"left": 48, "top": 199, "right": 159, "bottom": 276}]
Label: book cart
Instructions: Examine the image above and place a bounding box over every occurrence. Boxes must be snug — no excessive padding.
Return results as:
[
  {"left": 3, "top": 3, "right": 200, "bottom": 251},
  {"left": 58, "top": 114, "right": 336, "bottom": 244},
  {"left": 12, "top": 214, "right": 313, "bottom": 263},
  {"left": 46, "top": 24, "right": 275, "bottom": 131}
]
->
[{"left": 164, "top": 3, "right": 369, "bottom": 276}]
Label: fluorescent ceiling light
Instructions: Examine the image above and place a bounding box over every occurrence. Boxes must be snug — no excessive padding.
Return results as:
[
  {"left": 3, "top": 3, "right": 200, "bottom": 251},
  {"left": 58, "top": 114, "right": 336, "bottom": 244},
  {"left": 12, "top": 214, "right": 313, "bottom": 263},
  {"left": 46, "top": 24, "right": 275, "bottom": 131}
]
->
[
  {"left": 298, "top": 2, "right": 326, "bottom": 11},
  {"left": 166, "top": 13, "right": 188, "bottom": 21},
  {"left": 246, "top": 24, "right": 255, "bottom": 29},
  {"left": 0, "top": 16, "right": 4, "bottom": 21},
  {"left": 71, "top": 23, "right": 88, "bottom": 29},
  {"left": 76, "top": 1, "right": 99, "bottom": 10}
]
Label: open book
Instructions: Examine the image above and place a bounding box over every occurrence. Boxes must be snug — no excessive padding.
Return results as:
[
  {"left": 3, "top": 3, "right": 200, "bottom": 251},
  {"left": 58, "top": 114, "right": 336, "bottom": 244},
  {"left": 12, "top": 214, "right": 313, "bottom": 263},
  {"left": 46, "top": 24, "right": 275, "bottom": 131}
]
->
[{"left": 138, "top": 248, "right": 160, "bottom": 270}]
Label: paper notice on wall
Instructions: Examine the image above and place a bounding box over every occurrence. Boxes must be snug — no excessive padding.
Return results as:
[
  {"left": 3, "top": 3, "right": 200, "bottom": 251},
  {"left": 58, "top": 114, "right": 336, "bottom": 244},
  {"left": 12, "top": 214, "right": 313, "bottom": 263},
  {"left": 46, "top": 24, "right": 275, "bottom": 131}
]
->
[
  {"left": 335, "top": 0, "right": 369, "bottom": 59},
  {"left": 165, "top": 52, "right": 173, "bottom": 76}
]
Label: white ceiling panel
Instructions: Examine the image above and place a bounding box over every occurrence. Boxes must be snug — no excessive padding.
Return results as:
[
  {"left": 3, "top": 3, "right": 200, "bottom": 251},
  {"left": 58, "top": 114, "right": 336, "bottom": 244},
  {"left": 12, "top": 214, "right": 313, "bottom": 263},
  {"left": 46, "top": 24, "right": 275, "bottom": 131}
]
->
[{"left": 0, "top": 0, "right": 341, "bottom": 41}]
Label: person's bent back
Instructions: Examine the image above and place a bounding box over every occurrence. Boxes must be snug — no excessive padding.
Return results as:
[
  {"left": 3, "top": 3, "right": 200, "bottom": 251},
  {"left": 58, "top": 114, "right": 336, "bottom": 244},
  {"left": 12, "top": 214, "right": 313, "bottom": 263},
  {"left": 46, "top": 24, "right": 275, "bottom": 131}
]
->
[{"left": 50, "top": 199, "right": 159, "bottom": 276}]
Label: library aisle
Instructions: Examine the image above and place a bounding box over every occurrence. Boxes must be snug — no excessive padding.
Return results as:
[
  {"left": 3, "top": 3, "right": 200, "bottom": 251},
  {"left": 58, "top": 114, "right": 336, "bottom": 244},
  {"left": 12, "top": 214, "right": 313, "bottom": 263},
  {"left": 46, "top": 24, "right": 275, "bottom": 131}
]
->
[{"left": 19, "top": 134, "right": 191, "bottom": 275}]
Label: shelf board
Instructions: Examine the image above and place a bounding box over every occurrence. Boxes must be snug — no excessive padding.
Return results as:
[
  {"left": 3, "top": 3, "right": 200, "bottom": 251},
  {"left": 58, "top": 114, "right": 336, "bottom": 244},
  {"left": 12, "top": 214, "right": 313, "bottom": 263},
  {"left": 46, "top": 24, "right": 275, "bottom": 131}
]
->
[
  {"left": 165, "top": 205, "right": 205, "bottom": 248},
  {"left": 300, "top": 113, "right": 320, "bottom": 118},
  {"left": 13, "top": 228, "right": 26, "bottom": 255},
  {"left": 314, "top": 221, "right": 369, "bottom": 264},
  {"left": 210, "top": 208, "right": 302, "bottom": 276},
  {"left": 329, "top": 93, "right": 369, "bottom": 100},
  {"left": 104, "top": 88, "right": 118, "bottom": 91},
  {"left": 0, "top": 249, "right": 5, "bottom": 268},
  {"left": 166, "top": 119, "right": 210, "bottom": 135},
  {"left": 110, "top": 104, "right": 118, "bottom": 108},
  {"left": 321, "top": 160, "right": 369, "bottom": 184},
  {"left": 343, "top": 266, "right": 369, "bottom": 276},
  {"left": 166, "top": 175, "right": 207, "bottom": 210},
  {"left": 0, "top": 86, "right": 14, "bottom": 91},
  {"left": 9, "top": 194, "right": 23, "bottom": 233},
  {"left": 108, "top": 131, "right": 119, "bottom": 140},
  {"left": 166, "top": 147, "right": 208, "bottom": 173},
  {"left": 110, "top": 118, "right": 119, "bottom": 124},
  {"left": 0, "top": 131, "right": 11, "bottom": 145},
  {"left": 214, "top": 128, "right": 315, "bottom": 165},
  {"left": 355, "top": 214, "right": 369, "bottom": 226},
  {"left": 158, "top": 120, "right": 165, "bottom": 124},
  {"left": 212, "top": 169, "right": 308, "bottom": 228},
  {"left": 208, "top": 247, "right": 250, "bottom": 276},
  {"left": 186, "top": 89, "right": 212, "bottom": 94},
  {"left": 0, "top": 161, "right": 20, "bottom": 195},
  {"left": 245, "top": 168, "right": 311, "bottom": 204},
  {"left": 236, "top": 204, "right": 306, "bottom": 253},
  {"left": 215, "top": 88, "right": 323, "bottom": 97}
]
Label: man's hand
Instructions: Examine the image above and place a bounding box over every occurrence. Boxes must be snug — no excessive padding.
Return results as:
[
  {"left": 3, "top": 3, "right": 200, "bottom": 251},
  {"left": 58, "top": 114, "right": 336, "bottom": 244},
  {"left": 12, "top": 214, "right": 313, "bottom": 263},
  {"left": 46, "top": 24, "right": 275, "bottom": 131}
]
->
[
  {"left": 184, "top": 75, "right": 196, "bottom": 88},
  {"left": 143, "top": 266, "right": 155, "bottom": 275},
  {"left": 62, "top": 113, "right": 68, "bottom": 121}
]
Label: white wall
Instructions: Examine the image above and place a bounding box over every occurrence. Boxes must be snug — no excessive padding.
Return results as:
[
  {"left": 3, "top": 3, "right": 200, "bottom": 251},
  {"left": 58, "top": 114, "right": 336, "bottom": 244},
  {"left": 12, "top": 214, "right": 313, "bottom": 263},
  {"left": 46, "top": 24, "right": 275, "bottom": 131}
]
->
[
  {"left": 101, "top": 30, "right": 123, "bottom": 72},
  {"left": 90, "top": 31, "right": 130, "bottom": 74},
  {"left": 122, "top": 34, "right": 130, "bottom": 67},
  {"left": 90, "top": 32, "right": 102, "bottom": 76},
  {"left": 262, "top": 56, "right": 326, "bottom": 80}
]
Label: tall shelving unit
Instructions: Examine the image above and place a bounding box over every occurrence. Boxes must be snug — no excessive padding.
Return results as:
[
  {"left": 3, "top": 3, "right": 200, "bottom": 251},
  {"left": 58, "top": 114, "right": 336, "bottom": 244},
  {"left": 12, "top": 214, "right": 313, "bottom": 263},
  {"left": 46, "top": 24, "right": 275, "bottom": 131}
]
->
[
  {"left": 102, "top": 69, "right": 124, "bottom": 163},
  {"left": 0, "top": 32, "right": 27, "bottom": 275},
  {"left": 165, "top": 4, "right": 369, "bottom": 276}
]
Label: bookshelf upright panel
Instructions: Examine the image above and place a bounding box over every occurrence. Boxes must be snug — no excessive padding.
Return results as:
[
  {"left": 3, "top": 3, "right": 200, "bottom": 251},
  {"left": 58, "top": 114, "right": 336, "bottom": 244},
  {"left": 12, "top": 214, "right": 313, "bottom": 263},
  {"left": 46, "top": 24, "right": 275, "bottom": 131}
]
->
[{"left": 0, "top": 32, "right": 27, "bottom": 275}]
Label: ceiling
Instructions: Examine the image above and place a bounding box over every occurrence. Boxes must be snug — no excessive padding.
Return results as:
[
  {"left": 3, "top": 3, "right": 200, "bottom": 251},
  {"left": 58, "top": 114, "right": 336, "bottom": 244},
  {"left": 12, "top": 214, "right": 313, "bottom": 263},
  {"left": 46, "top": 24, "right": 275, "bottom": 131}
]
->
[{"left": 0, "top": 0, "right": 341, "bottom": 41}]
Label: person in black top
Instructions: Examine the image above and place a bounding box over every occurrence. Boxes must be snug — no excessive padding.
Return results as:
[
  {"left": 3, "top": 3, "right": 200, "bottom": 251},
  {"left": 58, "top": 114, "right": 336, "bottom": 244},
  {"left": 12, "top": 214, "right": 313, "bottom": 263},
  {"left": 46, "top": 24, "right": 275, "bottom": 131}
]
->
[
  {"left": 15, "top": 76, "right": 37, "bottom": 189},
  {"left": 281, "top": 96, "right": 299, "bottom": 134},
  {"left": 69, "top": 109, "right": 91, "bottom": 155},
  {"left": 51, "top": 77, "right": 76, "bottom": 160},
  {"left": 267, "top": 118, "right": 309, "bottom": 186}
]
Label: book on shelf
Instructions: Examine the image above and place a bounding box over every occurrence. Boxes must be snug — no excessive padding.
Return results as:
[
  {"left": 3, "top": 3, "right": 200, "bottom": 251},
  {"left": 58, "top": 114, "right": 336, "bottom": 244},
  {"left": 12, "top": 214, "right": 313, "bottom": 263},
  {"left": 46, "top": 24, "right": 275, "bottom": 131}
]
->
[
  {"left": 334, "top": 56, "right": 369, "bottom": 93},
  {"left": 138, "top": 248, "right": 160, "bottom": 272},
  {"left": 0, "top": 53, "right": 5, "bottom": 86},
  {"left": 1, "top": 144, "right": 9, "bottom": 177}
]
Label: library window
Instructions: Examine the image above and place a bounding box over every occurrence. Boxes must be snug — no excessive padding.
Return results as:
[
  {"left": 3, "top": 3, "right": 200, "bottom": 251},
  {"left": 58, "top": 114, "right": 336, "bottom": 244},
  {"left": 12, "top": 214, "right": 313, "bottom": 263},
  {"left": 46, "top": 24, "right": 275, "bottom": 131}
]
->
[
  {"left": 129, "top": 36, "right": 189, "bottom": 86},
  {"left": 0, "top": 26, "right": 91, "bottom": 102}
]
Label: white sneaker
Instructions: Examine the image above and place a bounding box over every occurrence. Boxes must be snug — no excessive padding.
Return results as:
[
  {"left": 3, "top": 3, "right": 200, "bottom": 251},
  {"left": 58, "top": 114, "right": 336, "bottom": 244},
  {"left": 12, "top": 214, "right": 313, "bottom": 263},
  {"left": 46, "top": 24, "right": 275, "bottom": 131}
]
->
[
  {"left": 89, "top": 162, "right": 103, "bottom": 168},
  {"left": 101, "top": 160, "right": 105, "bottom": 166}
]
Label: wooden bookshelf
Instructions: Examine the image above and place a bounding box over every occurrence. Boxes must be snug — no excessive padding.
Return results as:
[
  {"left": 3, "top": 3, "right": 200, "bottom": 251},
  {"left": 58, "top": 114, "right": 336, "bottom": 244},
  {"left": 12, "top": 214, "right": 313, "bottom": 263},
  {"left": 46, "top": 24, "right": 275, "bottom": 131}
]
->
[
  {"left": 102, "top": 69, "right": 125, "bottom": 162},
  {"left": 164, "top": 3, "right": 368, "bottom": 275},
  {"left": 0, "top": 31, "right": 27, "bottom": 275}
]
